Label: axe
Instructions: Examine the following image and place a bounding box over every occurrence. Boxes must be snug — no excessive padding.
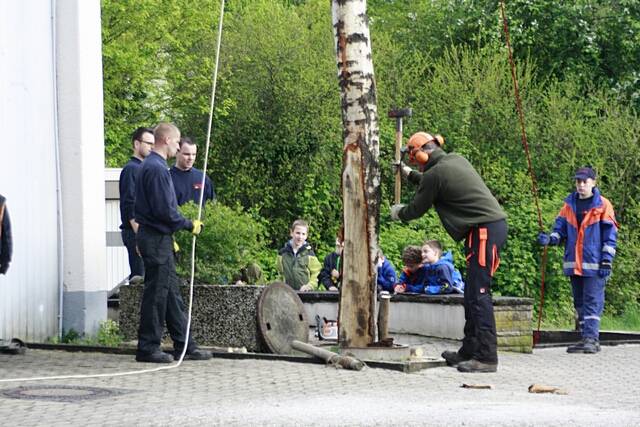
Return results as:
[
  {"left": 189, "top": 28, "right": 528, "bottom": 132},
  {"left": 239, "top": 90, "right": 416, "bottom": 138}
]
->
[{"left": 388, "top": 108, "right": 412, "bottom": 203}]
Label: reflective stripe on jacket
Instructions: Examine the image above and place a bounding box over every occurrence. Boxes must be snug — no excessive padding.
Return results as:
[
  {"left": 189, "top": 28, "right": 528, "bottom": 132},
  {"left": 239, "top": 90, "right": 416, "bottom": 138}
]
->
[{"left": 551, "top": 188, "right": 618, "bottom": 277}]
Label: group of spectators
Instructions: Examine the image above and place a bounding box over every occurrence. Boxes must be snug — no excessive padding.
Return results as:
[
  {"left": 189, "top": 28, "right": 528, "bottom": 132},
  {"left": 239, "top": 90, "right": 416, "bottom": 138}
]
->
[{"left": 275, "top": 219, "right": 464, "bottom": 297}]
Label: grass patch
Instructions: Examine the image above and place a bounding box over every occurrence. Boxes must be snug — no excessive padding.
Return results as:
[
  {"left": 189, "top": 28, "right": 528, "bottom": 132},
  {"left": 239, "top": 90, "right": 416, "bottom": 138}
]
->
[
  {"left": 48, "top": 319, "right": 124, "bottom": 347},
  {"left": 538, "top": 305, "right": 640, "bottom": 332},
  {"left": 601, "top": 307, "right": 640, "bottom": 332}
]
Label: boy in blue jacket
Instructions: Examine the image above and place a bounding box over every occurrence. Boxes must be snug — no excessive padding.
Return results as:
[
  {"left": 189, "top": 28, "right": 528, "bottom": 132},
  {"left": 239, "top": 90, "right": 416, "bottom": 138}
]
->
[
  {"left": 538, "top": 166, "right": 618, "bottom": 354},
  {"left": 422, "top": 240, "right": 464, "bottom": 294},
  {"left": 395, "top": 245, "right": 427, "bottom": 294}
]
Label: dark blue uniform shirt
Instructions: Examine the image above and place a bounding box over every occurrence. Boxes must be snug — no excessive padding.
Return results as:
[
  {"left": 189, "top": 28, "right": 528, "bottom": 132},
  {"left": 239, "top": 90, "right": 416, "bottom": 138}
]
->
[
  {"left": 119, "top": 157, "right": 142, "bottom": 230},
  {"left": 135, "top": 152, "right": 192, "bottom": 235},
  {"left": 169, "top": 166, "right": 215, "bottom": 206}
]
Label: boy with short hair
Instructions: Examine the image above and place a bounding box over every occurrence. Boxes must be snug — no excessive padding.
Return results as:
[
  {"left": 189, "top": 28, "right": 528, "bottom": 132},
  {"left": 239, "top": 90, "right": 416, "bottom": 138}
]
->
[
  {"left": 538, "top": 166, "right": 618, "bottom": 354},
  {"left": 318, "top": 235, "right": 344, "bottom": 291},
  {"left": 376, "top": 250, "right": 397, "bottom": 293},
  {"left": 421, "top": 240, "right": 464, "bottom": 294},
  {"left": 276, "top": 219, "right": 322, "bottom": 292},
  {"left": 394, "top": 245, "right": 427, "bottom": 294}
]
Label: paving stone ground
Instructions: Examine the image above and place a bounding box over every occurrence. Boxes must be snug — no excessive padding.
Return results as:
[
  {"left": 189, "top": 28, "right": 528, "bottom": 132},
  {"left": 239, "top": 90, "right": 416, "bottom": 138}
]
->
[{"left": 0, "top": 339, "right": 638, "bottom": 426}]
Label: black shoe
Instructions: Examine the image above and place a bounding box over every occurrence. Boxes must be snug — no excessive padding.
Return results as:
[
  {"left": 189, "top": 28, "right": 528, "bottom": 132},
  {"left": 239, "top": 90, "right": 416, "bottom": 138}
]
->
[
  {"left": 136, "top": 351, "right": 173, "bottom": 363},
  {"left": 174, "top": 348, "right": 213, "bottom": 361},
  {"left": 441, "top": 350, "right": 469, "bottom": 367},
  {"left": 457, "top": 359, "right": 498, "bottom": 373}
]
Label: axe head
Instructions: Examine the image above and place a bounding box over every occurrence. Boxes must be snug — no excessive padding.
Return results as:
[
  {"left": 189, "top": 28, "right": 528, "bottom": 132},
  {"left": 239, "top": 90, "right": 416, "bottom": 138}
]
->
[{"left": 388, "top": 108, "right": 413, "bottom": 119}]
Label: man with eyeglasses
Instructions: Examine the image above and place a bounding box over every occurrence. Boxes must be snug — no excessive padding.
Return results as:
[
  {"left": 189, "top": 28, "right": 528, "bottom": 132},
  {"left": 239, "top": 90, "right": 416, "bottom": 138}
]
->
[{"left": 119, "top": 127, "right": 155, "bottom": 284}]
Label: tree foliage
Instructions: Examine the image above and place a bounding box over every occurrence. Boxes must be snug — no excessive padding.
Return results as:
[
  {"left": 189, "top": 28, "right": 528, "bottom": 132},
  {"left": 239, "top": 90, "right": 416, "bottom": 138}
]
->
[{"left": 102, "top": 0, "right": 640, "bottom": 324}]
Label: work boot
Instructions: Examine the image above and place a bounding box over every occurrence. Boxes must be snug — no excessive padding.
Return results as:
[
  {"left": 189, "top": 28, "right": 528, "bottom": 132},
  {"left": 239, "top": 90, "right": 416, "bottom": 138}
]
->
[
  {"left": 566, "top": 339, "right": 585, "bottom": 353},
  {"left": 136, "top": 351, "right": 173, "bottom": 363},
  {"left": 456, "top": 359, "right": 498, "bottom": 373},
  {"left": 441, "top": 350, "right": 469, "bottom": 367},
  {"left": 582, "top": 338, "right": 600, "bottom": 354},
  {"left": 174, "top": 348, "right": 213, "bottom": 361}
]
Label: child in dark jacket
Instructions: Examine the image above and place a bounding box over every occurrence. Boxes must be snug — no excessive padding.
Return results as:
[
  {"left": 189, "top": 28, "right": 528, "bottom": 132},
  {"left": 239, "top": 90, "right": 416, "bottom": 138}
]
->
[
  {"left": 421, "top": 240, "right": 464, "bottom": 294},
  {"left": 318, "top": 237, "right": 343, "bottom": 291},
  {"left": 395, "top": 245, "right": 427, "bottom": 294},
  {"left": 376, "top": 250, "right": 397, "bottom": 293},
  {"left": 538, "top": 166, "right": 617, "bottom": 354}
]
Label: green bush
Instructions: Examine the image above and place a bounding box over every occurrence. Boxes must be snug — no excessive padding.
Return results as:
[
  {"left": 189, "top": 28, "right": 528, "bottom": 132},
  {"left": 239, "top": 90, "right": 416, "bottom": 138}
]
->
[{"left": 175, "top": 201, "right": 268, "bottom": 284}]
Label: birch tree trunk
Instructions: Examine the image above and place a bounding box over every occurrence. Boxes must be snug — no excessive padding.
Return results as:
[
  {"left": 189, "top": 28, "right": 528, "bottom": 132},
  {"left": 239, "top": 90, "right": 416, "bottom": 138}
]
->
[{"left": 332, "top": 0, "right": 380, "bottom": 348}]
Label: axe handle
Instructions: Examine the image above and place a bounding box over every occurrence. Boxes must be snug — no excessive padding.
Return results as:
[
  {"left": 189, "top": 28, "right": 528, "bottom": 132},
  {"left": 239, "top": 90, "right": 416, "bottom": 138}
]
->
[{"left": 394, "top": 119, "right": 403, "bottom": 204}]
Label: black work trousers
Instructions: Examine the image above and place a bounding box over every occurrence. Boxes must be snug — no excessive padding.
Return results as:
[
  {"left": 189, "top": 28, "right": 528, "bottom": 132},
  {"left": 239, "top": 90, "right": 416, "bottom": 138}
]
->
[
  {"left": 459, "top": 219, "right": 507, "bottom": 364},
  {"left": 121, "top": 228, "right": 144, "bottom": 279},
  {"left": 136, "top": 225, "right": 196, "bottom": 356}
]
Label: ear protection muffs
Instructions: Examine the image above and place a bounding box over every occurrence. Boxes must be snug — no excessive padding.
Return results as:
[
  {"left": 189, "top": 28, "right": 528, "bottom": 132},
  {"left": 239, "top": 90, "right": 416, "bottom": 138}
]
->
[{"left": 406, "top": 132, "right": 444, "bottom": 165}]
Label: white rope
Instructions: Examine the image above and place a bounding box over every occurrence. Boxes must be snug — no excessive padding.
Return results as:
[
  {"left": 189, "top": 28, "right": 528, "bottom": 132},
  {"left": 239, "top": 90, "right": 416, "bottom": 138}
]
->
[{"left": 0, "top": 0, "right": 226, "bottom": 383}]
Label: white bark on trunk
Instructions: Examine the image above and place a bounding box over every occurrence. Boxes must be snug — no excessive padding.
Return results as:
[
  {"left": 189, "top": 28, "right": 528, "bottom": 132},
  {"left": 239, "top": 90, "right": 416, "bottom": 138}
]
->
[{"left": 332, "top": 0, "right": 380, "bottom": 348}]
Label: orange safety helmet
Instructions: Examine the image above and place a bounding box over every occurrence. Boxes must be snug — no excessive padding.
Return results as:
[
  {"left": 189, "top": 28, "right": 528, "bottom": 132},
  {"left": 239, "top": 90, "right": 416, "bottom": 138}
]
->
[{"left": 406, "top": 132, "right": 445, "bottom": 165}]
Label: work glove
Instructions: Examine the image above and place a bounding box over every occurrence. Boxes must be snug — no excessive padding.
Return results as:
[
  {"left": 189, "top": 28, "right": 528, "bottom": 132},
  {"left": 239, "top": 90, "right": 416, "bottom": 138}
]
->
[
  {"left": 537, "top": 232, "right": 559, "bottom": 246},
  {"left": 390, "top": 204, "right": 405, "bottom": 221},
  {"left": 191, "top": 219, "right": 204, "bottom": 236},
  {"left": 173, "top": 240, "right": 180, "bottom": 253},
  {"left": 392, "top": 161, "right": 412, "bottom": 179},
  {"left": 598, "top": 260, "right": 612, "bottom": 278},
  {"left": 537, "top": 232, "right": 550, "bottom": 246}
]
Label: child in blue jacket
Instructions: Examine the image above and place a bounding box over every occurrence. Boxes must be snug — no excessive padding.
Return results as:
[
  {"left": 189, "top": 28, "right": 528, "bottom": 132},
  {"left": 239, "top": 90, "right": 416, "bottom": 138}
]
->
[
  {"left": 422, "top": 240, "right": 464, "bottom": 294},
  {"left": 376, "top": 250, "right": 397, "bottom": 293},
  {"left": 395, "top": 245, "right": 427, "bottom": 294},
  {"left": 538, "top": 166, "right": 618, "bottom": 354}
]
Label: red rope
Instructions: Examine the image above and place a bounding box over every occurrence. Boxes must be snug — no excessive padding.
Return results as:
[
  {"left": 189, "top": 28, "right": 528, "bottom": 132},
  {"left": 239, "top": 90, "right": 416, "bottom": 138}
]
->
[{"left": 499, "top": 0, "right": 547, "bottom": 344}]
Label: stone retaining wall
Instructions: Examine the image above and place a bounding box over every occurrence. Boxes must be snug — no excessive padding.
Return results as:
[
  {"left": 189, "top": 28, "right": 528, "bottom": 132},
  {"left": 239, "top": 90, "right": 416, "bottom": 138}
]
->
[
  {"left": 300, "top": 293, "right": 534, "bottom": 353},
  {"left": 119, "top": 285, "right": 533, "bottom": 353},
  {"left": 119, "top": 284, "right": 267, "bottom": 352}
]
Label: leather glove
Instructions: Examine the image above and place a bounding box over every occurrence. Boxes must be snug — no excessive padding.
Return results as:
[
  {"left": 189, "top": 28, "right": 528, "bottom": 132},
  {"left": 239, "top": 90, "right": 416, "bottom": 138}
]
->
[
  {"left": 191, "top": 219, "right": 204, "bottom": 236},
  {"left": 392, "top": 161, "right": 412, "bottom": 179},
  {"left": 0, "top": 262, "right": 9, "bottom": 275},
  {"left": 390, "top": 204, "right": 405, "bottom": 221},
  {"left": 598, "top": 260, "right": 612, "bottom": 278},
  {"left": 173, "top": 240, "right": 180, "bottom": 253}
]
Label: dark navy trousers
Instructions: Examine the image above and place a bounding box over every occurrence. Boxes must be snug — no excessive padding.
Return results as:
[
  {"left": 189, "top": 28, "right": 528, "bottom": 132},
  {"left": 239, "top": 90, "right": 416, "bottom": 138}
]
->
[
  {"left": 135, "top": 225, "right": 196, "bottom": 356},
  {"left": 121, "top": 228, "right": 144, "bottom": 279},
  {"left": 570, "top": 275, "right": 606, "bottom": 339}
]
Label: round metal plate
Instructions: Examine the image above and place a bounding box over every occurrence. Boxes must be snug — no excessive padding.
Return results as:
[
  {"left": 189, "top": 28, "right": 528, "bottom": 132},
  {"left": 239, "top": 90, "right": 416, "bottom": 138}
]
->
[
  {"left": 257, "top": 281, "right": 308, "bottom": 354},
  {"left": 1, "top": 385, "right": 125, "bottom": 402}
]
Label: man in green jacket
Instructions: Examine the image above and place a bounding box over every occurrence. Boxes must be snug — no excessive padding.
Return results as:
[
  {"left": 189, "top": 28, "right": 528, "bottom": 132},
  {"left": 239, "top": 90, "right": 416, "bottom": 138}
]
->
[
  {"left": 391, "top": 132, "right": 507, "bottom": 373},
  {"left": 276, "top": 219, "right": 322, "bottom": 291}
]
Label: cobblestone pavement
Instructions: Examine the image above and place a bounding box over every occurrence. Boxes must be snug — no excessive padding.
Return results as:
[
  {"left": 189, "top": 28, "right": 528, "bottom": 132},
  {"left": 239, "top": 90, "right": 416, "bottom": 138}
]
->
[{"left": 0, "top": 340, "right": 638, "bottom": 426}]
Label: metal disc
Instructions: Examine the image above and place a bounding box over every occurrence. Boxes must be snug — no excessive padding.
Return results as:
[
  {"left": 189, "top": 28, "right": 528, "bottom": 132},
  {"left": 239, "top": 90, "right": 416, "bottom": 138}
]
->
[{"left": 257, "top": 281, "right": 309, "bottom": 354}]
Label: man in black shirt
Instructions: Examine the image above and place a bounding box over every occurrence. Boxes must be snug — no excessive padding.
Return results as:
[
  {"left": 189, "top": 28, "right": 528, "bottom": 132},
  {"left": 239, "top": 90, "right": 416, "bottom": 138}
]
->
[
  {"left": 170, "top": 137, "right": 215, "bottom": 206},
  {"left": 119, "top": 127, "right": 154, "bottom": 283},
  {"left": 134, "top": 122, "right": 211, "bottom": 363}
]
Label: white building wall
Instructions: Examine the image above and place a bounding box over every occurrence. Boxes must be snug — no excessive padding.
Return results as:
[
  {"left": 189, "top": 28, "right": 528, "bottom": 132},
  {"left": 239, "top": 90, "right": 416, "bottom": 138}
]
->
[
  {"left": 56, "top": 0, "right": 108, "bottom": 335},
  {"left": 0, "top": 2, "right": 61, "bottom": 341},
  {"left": 105, "top": 168, "right": 129, "bottom": 292},
  {"left": 0, "top": 0, "right": 107, "bottom": 341}
]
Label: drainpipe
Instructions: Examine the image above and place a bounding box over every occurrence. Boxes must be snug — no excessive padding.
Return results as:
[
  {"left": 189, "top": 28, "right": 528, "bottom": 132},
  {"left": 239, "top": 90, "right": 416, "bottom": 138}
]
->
[{"left": 51, "top": 0, "right": 65, "bottom": 340}]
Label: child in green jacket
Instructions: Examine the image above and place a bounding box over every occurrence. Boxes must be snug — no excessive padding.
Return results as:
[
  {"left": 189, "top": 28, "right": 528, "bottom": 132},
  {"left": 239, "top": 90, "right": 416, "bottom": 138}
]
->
[{"left": 276, "top": 219, "right": 322, "bottom": 291}]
